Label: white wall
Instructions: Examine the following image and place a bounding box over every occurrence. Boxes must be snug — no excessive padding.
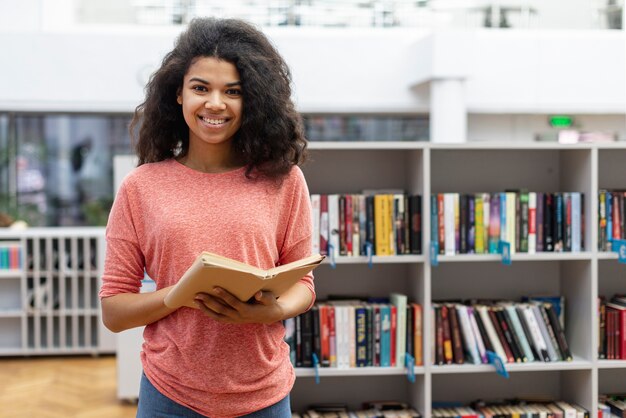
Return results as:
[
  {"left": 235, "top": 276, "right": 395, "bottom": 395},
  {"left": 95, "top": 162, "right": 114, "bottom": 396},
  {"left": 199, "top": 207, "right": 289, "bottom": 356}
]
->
[{"left": 0, "top": 26, "right": 624, "bottom": 115}]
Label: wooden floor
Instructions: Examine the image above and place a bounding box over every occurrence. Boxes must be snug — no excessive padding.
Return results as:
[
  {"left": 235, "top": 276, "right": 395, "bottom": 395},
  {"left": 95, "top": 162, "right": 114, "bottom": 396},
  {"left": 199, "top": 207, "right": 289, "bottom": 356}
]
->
[{"left": 0, "top": 355, "right": 137, "bottom": 418}]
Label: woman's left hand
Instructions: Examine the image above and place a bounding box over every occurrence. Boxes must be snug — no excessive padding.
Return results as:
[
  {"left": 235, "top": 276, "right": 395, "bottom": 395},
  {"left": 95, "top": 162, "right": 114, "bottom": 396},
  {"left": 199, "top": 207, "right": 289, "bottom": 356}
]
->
[{"left": 194, "top": 287, "right": 285, "bottom": 324}]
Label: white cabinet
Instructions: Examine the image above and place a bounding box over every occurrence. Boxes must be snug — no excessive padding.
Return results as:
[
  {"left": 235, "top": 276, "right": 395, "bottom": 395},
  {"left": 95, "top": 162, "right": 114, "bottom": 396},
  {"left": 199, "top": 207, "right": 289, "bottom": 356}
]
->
[{"left": 0, "top": 227, "right": 115, "bottom": 355}]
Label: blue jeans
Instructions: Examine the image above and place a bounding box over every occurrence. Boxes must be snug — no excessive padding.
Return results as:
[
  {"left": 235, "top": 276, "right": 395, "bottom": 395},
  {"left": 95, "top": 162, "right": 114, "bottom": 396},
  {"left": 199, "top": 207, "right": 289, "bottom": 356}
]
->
[{"left": 136, "top": 373, "right": 291, "bottom": 418}]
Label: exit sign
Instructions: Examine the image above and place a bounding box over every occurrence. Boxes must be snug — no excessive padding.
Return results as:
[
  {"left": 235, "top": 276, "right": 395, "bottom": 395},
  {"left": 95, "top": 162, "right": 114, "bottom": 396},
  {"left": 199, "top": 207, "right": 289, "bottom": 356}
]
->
[{"left": 549, "top": 115, "right": 574, "bottom": 128}]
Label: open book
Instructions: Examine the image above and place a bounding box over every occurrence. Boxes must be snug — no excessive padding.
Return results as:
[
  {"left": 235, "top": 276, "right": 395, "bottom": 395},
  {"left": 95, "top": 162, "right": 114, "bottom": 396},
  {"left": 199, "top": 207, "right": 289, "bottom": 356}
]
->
[{"left": 164, "top": 252, "right": 325, "bottom": 309}]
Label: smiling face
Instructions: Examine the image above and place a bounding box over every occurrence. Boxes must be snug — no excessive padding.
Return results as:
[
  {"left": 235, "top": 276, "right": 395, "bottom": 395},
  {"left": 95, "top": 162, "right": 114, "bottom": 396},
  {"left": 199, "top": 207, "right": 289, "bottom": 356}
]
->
[{"left": 177, "top": 57, "right": 243, "bottom": 152}]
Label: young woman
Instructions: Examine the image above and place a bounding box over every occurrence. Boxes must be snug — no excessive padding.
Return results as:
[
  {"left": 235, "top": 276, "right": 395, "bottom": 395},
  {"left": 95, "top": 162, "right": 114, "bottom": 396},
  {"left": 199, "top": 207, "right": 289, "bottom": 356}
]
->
[{"left": 100, "top": 18, "right": 315, "bottom": 418}]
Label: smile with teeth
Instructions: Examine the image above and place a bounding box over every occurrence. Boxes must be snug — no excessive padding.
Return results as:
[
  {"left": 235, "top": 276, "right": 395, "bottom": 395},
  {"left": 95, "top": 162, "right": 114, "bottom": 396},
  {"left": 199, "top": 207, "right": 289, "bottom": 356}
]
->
[{"left": 199, "top": 116, "right": 228, "bottom": 125}]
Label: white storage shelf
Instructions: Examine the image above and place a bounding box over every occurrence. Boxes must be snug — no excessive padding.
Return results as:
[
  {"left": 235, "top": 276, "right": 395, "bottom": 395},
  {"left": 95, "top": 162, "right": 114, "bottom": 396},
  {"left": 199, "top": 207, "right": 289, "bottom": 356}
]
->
[
  {"left": 297, "top": 142, "right": 619, "bottom": 416},
  {"left": 113, "top": 143, "right": 626, "bottom": 415},
  {"left": 0, "top": 228, "right": 115, "bottom": 356}
]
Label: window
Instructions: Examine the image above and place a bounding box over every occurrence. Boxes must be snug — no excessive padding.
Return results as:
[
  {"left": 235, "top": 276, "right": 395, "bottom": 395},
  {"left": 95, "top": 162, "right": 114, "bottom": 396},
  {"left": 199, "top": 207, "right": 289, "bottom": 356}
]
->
[{"left": 0, "top": 113, "right": 133, "bottom": 227}]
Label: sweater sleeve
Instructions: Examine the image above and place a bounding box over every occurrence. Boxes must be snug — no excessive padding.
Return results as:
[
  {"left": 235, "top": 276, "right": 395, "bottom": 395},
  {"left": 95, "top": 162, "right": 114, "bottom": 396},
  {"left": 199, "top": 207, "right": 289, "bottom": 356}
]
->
[
  {"left": 99, "top": 178, "right": 145, "bottom": 299},
  {"left": 279, "top": 167, "right": 316, "bottom": 309}
]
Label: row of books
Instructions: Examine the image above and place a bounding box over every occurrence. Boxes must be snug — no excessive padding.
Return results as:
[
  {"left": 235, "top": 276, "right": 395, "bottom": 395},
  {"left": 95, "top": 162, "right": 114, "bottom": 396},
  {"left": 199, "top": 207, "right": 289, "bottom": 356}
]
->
[
  {"left": 433, "top": 400, "right": 588, "bottom": 418},
  {"left": 432, "top": 299, "right": 571, "bottom": 365},
  {"left": 294, "top": 401, "right": 420, "bottom": 418},
  {"left": 310, "top": 193, "right": 422, "bottom": 258},
  {"left": 598, "top": 190, "right": 626, "bottom": 251},
  {"left": 430, "top": 192, "right": 585, "bottom": 255},
  {"left": 599, "top": 394, "right": 626, "bottom": 418},
  {"left": 598, "top": 295, "right": 626, "bottom": 360},
  {"left": 0, "top": 245, "right": 21, "bottom": 270},
  {"left": 285, "top": 294, "right": 423, "bottom": 368}
]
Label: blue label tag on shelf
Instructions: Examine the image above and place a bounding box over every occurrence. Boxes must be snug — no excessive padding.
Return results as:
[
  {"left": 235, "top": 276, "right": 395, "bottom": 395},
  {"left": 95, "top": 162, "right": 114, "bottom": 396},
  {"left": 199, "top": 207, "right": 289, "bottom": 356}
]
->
[
  {"left": 430, "top": 241, "right": 439, "bottom": 266},
  {"left": 612, "top": 239, "right": 626, "bottom": 264},
  {"left": 486, "top": 350, "right": 509, "bottom": 378},
  {"left": 405, "top": 353, "right": 416, "bottom": 383},
  {"left": 499, "top": 241, "right": 512, "bottom": 265},
  {"left": 328, "top": 244, "right": 336, "bottom": 269},
  {"left": 366, "top": 242, "right": 374, "bottom": 268},
  {"left": 312, "top": 353, "right": 320, "bottom": 385}
]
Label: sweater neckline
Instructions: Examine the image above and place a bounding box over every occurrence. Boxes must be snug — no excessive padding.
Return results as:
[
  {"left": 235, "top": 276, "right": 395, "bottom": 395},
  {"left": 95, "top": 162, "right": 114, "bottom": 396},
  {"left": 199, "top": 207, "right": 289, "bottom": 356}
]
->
[{"left": 170, "top": 158, "right": 247, "bottom": 177}]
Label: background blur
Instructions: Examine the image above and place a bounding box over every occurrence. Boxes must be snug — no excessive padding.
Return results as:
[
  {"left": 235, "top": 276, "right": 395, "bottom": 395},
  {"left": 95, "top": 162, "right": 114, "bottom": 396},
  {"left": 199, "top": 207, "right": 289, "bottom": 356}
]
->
[{"left": 0, "top": 0, "right": 624, "bottom": 227}]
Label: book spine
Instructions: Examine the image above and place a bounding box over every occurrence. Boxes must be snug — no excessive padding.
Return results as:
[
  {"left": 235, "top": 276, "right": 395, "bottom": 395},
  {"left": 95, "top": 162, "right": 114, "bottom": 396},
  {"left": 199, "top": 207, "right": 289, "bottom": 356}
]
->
[
  {"left": 448, "top": 303, "right": 465, "bottom": 364},
  {"left": 506, "top": 191, "right": 517, "bottom": 253},
  {"left": 328, "top": 305, "right": 337, "bottom": 367},
  {"left": 319, "top": 195, "right": 329, "bottom": 256},
  {"left": 459, "top": 194, "right": 468, "bottom": 254},
  {"left": 482, "top": 193, "right": 490, "bottom": 252},
  {"left": 387, "top": 195, "right": 396, "bottom": 255},
  {"left": 545, "top": 302, "right": 573, "bottom": 361},
  {"left": 477, "top": 305, "right": 507, "bottom": 363},
  {"left": 555, "top": 192, "right": 564, "bottom": 252},
  {"left": 456, "top": 304, "right": 481, "bottom": 364},
  {"left": 413, "top": 303, "right": 423, "bottom": 366},
  {"left": 352, "top": 194, "right": 360, "bottom": 256},
  {"left": 475, "top": 194, "right": 484, "bottom": 254},
  {"left": 488, "top": 192, "right": 500, "bottom": 254},
  {"left": 430, "top": 194, "right": 438, "bottom": 247},
  {"left": 410, "top": 194, "right": 422, "bottom": 255},
  {"left": 520, "top": 190, "right": 529, "bottom": 253},
  {"left": 468, "top": 306, "right": 487, "bottom": 364},
  {"left": 403, "top": 194, "right": 411, "bottom": 255},
  {"left": 532, "top": 303, "right": 560, "bottom": 361},
  {"left": 472, "top": 305, "right": 494, "bottom": 354},
  {"left": 444, "top": 193, "right": 456, "bottom": 255},
  {"left": 380, "top": 304, "right": 391, "bottom": 367},
  {"left": 311, "top": 194, "right": 321, "bottom": 255},
  {"left": 495, "top": 307, "right": 523, "bottom": 362},
  {"left": 405, "top": 305, "right": 414, "bottom": 366},
  {"left": 312, "top": 305, "right": 322, "bottom": 366},
  {"left": 328, "top": 194, "right": 340, "bottom": 259},
  {"left": 488, "top": 306, "right": 515, "bottom": 363},
  {"left": 536, "top": 192, "right": 544, "bottom": 252},
  {"left": 348, "top": 306, "right": 356, "bottom": 368},
  {"left": 437, "top": 193, "right": 445, "bottom": 254},
  {"left": 345, "top": 195, "right": 353, "bottom": 256},
  {"left": 468, "top": 194, "right": 476, "bottom": 253},
  {"left": 599, "top": 190, "right": 607, "bottom": 251},
  {"left": 545, "top": 193, "right": 554, "bottom": 252},
  {"left": 366, "top": 196, "right": 375, "bottom": 254},
  {"left": 358, "top": 195, "right": 367, "bottom": 256},
  {"left": 319, "top": 305, "right": 331, "bottom": 367},
  {"left": 441, "top": 304, "right": 453, "bottom": 364},
  {"left": 528, "top": 192, "right": 537, "bottom": 254},
  {"left": 374, "top": 195, "right": 389, "bottom": 256},
  {"left": 339, "top": 195, "right": 347, "bottom": 256},
  {"left": 572, "top": 192, "right": 581, "bottom": 252},
  {"left": 504, "top": 304, "right": 535, "bottom": 362},
  {"left": 564, "top": 192, "right": 572, "bottom": 252}
]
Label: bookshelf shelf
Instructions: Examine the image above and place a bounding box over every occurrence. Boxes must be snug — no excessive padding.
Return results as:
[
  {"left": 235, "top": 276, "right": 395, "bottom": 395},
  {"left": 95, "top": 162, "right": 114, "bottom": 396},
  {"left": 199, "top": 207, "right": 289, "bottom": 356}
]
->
[
  {"left": 430, "top": 358, "right": 592, "bottom": 374},
  {"left": 597, "top": 360, "right": 626, "bottom": 369},
  {"left": 0, "top": 270, "right": 23, "bottom": 278},
  {"left": 0, "top": 310, "right": 23, "bottom": 318},
  {"left": 436, "top": 253, "right": 593, "bottom": 263},
  {"left": 321, "top": 255, "right": 426, "bottom": 265},
  {"left": 295, "top": 366, "right": 423, "bottom": 377}
]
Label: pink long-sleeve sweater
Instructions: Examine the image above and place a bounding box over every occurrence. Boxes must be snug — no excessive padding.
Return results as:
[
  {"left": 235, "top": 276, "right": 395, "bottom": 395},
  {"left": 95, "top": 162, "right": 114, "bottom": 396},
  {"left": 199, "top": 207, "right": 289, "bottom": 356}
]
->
[{"left": 100, "top": 159, "right": 315, "bottom": 417}]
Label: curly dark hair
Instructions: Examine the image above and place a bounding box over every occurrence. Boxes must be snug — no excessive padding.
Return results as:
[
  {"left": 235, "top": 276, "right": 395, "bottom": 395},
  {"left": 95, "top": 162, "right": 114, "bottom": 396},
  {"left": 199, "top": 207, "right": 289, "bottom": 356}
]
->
[{"left": 131, "top": 17, "right": 307, "bottom": 179}]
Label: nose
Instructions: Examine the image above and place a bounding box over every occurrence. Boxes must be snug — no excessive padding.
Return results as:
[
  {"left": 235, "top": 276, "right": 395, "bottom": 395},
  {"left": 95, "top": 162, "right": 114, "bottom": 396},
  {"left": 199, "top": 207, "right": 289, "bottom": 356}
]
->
[{"left": 205, "top": 92, "right": 226, "bottom": 110}]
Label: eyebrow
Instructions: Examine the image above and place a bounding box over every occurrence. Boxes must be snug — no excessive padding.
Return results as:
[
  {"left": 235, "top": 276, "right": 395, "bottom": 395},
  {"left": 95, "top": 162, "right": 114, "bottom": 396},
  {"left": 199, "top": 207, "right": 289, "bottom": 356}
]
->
[{"left": 188, "top": 77, "right": 242, "bottom": 87}]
